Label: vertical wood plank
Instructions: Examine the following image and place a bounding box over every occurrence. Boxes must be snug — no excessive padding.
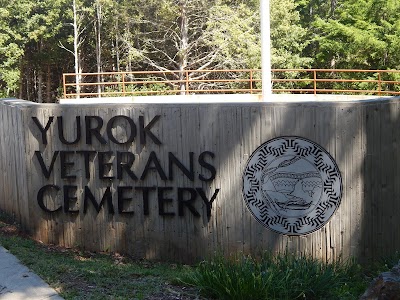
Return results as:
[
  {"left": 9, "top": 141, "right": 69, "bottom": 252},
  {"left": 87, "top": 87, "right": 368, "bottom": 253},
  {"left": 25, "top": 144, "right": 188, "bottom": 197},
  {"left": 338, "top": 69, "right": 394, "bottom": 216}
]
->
[{"left": 1, "top": 98, "right": 399, "bottom": 264}]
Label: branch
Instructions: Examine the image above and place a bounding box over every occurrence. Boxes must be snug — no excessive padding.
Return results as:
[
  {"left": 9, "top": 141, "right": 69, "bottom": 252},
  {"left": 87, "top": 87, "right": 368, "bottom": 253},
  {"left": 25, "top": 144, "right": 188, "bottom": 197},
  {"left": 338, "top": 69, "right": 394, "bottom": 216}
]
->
[
  {"left": 141, "top": 55, "right": 180, "bottom": 79},
  {"left": 58, "top": 41, "right": 75, "bottom": 56}
]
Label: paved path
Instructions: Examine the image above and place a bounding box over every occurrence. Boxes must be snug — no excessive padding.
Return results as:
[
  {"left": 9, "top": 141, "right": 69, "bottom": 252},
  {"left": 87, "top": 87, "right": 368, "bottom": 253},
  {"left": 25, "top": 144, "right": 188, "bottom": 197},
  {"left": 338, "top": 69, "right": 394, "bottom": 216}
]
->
[{"left": 0, "top": 247, "right": 64, "bottom": 300}]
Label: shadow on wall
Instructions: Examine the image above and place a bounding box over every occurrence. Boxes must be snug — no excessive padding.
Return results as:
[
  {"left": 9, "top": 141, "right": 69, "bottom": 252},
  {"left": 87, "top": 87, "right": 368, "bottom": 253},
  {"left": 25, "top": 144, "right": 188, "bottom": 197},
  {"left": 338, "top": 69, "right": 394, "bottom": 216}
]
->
[
  {"left": 3, "top": 97, "right": 400, "bottom": 263},
  {"left": 360, "top": 99, "right": 400, "bottom": 264},
  {"left": 189, "top": 100, "right": 362, "bottom": 262},
  {"left": 215, "top": 97, "right": 400, "bottom": 264},
  {"left": 26, "top": 103, "right": 223, "bottom": 262},
  {"left": 240, "top": 101, "right": 350, "bottom": 260}
]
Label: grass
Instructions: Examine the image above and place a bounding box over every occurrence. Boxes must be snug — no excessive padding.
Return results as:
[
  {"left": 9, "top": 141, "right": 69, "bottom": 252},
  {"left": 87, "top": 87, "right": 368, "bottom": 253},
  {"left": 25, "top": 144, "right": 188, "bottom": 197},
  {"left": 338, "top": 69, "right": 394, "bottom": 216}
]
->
[
  {"left": 180, "top": 252, "right": 367, "bottom": 300},
  {"left": 0, "top": 211, "right": 199, "bottom": 300},
  {"left": 0, "top": 210, "right": 398, "bottom": 300}
]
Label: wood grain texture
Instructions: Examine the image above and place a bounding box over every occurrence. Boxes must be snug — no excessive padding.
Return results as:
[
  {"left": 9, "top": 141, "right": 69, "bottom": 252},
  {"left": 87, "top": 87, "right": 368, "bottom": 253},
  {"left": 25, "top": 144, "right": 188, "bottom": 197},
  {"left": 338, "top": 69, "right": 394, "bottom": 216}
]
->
[{"left": 1, "top": 97, "right": 400, "bottom": 263}]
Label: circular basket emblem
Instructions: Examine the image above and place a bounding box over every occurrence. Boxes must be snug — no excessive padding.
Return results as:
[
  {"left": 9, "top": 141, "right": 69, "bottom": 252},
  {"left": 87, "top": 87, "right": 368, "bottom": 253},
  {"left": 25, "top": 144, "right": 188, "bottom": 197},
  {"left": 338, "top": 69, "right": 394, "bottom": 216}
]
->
[{"left": 242, "top": 137, "right": 342, "bottom": 235}]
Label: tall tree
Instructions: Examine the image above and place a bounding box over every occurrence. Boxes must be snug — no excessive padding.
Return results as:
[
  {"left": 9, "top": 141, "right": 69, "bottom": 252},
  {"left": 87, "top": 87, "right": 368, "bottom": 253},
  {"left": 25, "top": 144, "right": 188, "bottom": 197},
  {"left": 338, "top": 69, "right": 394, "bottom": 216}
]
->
[
  {"left": 311, "top": 0, "right": 400, "bottom": 70},
  {"left": 0, "top": 0, "right": 71, "bottom": 101},
  {"left": 205, "top": 3, "right": 260, "bottom": 69},
  {"left": 270, "top": 0, "right": 312, "bottom": 69},
  {"left": 0, "top": 1, "right": 28, "bottom": 98},
  {"left": 59, "top": 0, "right": 91, "bottom": 98},
  {"left": 25, "top": 0, "right": 68, "bottom": 102},
  {"left": 133, "top": 0, "right": 222, "bottom": 91},
  {"left": 92, "top": 0, "right": 114, "bottom": 95}
]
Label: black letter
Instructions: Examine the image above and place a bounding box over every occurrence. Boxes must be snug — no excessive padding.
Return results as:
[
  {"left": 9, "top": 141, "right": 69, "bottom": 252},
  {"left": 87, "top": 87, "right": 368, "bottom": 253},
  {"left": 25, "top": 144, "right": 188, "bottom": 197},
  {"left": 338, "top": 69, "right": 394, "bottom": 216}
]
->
[
  {"left": 83, "top": 186, "right": 114, "bottom": 214},
  {"left": 37, "top": 185, "right": 62, "bottom": 213},
  {"left": 60, "top": 151, "right": 76, "bottom": 179},
  {"left": 198, "top": 151, "right": 216, "bottom": 182},
  {"left": 139, "top": 115, "right": 161, "bottom": 145},
  {"left": 57, "top": 116, "right": 81, "bottom": 144},
  {"left": 135, "top": 187, "right": 156, "bottom": 215},
  {"left": 32, "top": 116, "right": 54, "bottom": 144},
  {"left": 85, "top": 116, "right": 107, "bottom": 144},
  {"left": 77, "top": 151, "right": 96, "bottom": 179},
  {"left": 98, "top": 151, "right": 115, "bottom": 179},
  {"left": 35, "top": 151, "right": 59, "bottom": 179},
  {"left": 158, "top": 187, "right": 175, "bottom": 216},
  {"left": 63, "top": 185, "right": 79, "bottom": 214},
  {"left": 117, "top": 186, "right": 134, "bottom": 214},
  {"left": 117, "top": 152, "right": 137, "bottom": 180},
  {"left": 168, "top": 152, "right": 194, "bottom": 181},
  {"left": 106, "top": 115, "right": 136, "bottom": 145},
  {"left": 178, "top": 188, "right": 200, "bottom": 217},
  {"left": 140, "top": 152, "right": 167, "bottom": 180},
  {"left": 196, "top": 188, "right": 220, "bottom": 218}
]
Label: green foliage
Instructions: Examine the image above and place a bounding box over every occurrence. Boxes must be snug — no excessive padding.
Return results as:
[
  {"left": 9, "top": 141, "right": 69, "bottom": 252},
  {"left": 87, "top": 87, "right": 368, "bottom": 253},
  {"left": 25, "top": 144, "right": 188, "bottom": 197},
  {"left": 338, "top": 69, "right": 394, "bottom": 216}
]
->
[
  {"left": 2, "top": 210, "right": 400, "bottom": 300},
  {"left": 102, "top": 79, "right": 174, "bottom": 96},
  {"left": 205, "top": 0, "right": 312, "bottom": 70},
  {"left": 303, "top": 0, "right": 400, "bottom": 70},
  {"left": 270, "top": 0, "right": 312, "bottom": 69},
  {"left": 0, "top": 0, "right": 72, "bottom": 99},
  {"left": 182, "top": 252, "right": 366, "bottom": 300},
  {"left": 2, "top": 0, "right": 400, "bottom": 100},
  {"left": 206, "top": 3, "right": 260, "bottom": 69},
  {"left": 0, "top": 3, "right": 24, "bottom": 94}
]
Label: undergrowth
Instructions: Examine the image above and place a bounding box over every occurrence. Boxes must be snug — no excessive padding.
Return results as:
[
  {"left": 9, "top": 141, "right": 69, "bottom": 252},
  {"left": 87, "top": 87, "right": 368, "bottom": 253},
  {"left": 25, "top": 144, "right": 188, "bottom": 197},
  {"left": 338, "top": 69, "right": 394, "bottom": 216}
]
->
[
  {"left": 1, "top": 210, "right": 399, "bottom": 300},
  {"left": 181, "top": 252, "right": 368, "bottom": 300}
]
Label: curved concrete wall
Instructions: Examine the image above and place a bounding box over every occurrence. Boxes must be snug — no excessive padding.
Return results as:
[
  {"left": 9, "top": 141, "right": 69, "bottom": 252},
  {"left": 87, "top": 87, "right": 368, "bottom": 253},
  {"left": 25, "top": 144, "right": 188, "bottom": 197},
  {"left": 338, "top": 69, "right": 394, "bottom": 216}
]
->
[{"left": 0, "top": 96, "right": 399, "bottom": 263}]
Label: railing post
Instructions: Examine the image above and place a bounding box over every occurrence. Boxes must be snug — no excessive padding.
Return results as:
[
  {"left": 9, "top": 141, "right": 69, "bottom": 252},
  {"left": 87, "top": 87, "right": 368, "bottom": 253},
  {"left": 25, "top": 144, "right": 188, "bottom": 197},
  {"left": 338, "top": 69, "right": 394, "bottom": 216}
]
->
[
  {"left": 313, "top": 70, "right": 317, "bottom": 95},
  {"left": 122, "top": 72, "right": 126, "bottom": 96},
  {"left": 185, "top": 70, "right": 189, "bottom": 95},
  {"left": 378, "top": 71, "right": 382, "bottom": 96},
  {"left": 63, "top": 74, "right": 67, "bottom": 98},
  {"left": 250, "top": 70, "right": 253, "bottom": 94}
]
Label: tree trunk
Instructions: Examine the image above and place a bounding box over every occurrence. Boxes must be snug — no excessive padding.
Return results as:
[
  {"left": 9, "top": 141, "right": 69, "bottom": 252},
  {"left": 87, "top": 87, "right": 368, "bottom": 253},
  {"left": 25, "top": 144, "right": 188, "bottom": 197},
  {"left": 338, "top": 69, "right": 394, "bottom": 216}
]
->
[
  {"left": 26, "top": 67, "right": 31, "bottom": 101},
  {"left": 73, "top": 0, "right": 81, "bottom": 98},
  {"left": 37, "top": 69, "right": 43, "bottom": 103},
  {"left": 18, "top": 61, "right": 24, "bottom": 99},
  {"left": 46, "top": 64, "right": 51, "bottom": 102},
  {"left": 179, "top": 0, "right": 189, "bottom": 95},
  {"left": 95, "top": 0, "right": 102, "bottom": 97},
  {"left": 115, "top": 19, "right": 120, "bottom": 72},
  {"left": 37, "top": 39, "right": 43, "bottom": 103},
  {"left": 330, "top": 0, "right": 337, "bottom": 16}
]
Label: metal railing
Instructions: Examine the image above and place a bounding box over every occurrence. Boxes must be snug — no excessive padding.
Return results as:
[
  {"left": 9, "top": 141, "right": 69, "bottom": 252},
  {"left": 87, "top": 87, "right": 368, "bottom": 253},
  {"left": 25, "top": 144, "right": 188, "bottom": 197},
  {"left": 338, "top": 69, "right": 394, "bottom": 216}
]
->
[{"left": 62, "top": 69, "right": 400, "bottom": 98}]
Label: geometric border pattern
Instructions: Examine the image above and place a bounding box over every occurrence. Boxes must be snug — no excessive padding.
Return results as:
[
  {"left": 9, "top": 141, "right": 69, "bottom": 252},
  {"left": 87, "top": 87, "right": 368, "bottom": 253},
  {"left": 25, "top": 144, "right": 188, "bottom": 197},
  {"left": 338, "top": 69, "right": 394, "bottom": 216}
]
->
[{"left": 242, "top": 136, "right": 342, "bottom": 235}]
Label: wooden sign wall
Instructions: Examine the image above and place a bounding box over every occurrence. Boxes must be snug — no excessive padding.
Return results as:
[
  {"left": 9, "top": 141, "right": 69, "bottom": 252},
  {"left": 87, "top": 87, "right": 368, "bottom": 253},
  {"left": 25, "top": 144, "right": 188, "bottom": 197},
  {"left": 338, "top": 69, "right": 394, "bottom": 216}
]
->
[{"left": 1, "top": 98, "right": 399, "bottom": 263}]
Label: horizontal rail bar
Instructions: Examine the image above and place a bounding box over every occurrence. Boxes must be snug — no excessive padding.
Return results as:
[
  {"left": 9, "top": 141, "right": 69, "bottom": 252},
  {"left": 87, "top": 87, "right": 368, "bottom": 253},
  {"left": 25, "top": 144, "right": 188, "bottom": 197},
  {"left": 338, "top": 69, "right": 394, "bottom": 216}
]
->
[
  {"left": 62, "top": 69, "right": 400, "bottom": 98},
  {"left": 314, "top": 79, "right": 379, "bottom": 83}
]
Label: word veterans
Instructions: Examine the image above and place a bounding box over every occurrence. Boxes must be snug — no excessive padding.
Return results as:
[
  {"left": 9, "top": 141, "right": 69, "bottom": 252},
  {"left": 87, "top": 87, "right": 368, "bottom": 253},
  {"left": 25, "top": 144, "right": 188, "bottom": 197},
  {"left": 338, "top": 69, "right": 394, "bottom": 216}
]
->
[{"left": 34, "top": 150, "right": 216, "bottom": 182}]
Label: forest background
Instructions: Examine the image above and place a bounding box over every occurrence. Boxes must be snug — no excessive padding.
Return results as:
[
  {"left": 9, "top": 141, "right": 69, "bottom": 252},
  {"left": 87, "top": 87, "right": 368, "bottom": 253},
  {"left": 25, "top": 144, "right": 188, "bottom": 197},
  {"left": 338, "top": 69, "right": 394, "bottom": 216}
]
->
[{"left": 0, "top": 0, "right": 399, "bottom": 102}]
